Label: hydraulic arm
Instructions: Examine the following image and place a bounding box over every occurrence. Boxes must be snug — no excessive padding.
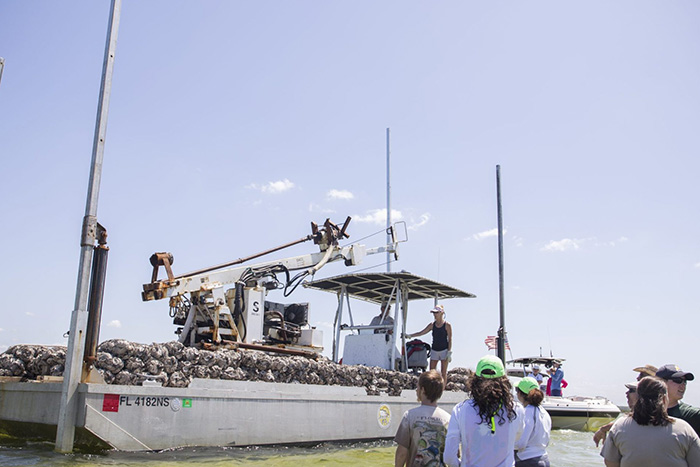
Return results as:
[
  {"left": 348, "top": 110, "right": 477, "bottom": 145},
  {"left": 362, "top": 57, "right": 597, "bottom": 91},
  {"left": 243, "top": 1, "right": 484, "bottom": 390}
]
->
[{"left": 142, "top": 217, "right": 399, "bottom": 348}]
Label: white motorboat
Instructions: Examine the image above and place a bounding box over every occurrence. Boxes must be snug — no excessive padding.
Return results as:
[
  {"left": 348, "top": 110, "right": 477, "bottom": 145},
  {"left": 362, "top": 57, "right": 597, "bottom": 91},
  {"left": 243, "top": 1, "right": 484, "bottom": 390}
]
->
[{"left": 508, "top": 356, "right": 620, "bottom": 431}]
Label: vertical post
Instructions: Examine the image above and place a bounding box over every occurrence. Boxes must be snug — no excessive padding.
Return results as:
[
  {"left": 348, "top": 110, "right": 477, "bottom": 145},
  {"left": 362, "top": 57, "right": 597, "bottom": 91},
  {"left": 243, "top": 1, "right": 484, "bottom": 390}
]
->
[
  {"left": 0, "top": 57, "right": 5, "bottom": 88},
  {"left": 401, "top": 283, "right": 409, "bottom": 372},
  {"left": 386, "top": 128, "right": 391, "bottom": 272},
  {"left": 83, "top": 231, "right": 109, "bottom": 376},
  {"left": 55, "top": 0, "right": 121, "bottom": 453},
  {"left": 496, "top": 165, "right": 506, "bottom": 365},
  {"left": 333, "top": 287, "right": 346, "bottom": 362}
]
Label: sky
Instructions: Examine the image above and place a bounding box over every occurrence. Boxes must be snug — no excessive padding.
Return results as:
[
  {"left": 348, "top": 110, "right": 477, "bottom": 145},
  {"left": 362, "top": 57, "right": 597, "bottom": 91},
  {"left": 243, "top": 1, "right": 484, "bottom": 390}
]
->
[{"left": 1, "top": 1, "right": 700, "bottom": 408}]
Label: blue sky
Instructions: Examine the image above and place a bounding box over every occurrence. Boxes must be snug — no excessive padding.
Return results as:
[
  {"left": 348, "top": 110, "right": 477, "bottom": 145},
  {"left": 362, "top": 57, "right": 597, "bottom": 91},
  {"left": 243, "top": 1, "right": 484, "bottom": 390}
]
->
[{"left": 2, "top": 1, "right": 700, "bottom": 407}]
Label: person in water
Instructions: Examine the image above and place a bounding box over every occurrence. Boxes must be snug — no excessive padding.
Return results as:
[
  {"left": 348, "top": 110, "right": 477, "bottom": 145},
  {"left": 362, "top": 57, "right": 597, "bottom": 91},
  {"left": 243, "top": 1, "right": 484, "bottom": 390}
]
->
[
  {"left": 514, "top": 377, "right": 552, "bottom": 467},
  {"left": 407, "top": 304, "right": 452, "bottom": 387},
  {"left": 394, "top": 370, "right": 451, "bottom": 467}
]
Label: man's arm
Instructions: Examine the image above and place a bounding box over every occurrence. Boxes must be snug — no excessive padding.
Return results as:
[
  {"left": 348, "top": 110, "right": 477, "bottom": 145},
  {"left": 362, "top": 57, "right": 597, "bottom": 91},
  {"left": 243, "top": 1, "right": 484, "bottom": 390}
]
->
[
  {"left": 600, "top": 422, "right": 622, "bottom": 466},
  {"left": 394, "top": 445, "right": 408, "bottom": 467},
  {"left": 593, "top": 421, "right": 613, "bottom": 447}
]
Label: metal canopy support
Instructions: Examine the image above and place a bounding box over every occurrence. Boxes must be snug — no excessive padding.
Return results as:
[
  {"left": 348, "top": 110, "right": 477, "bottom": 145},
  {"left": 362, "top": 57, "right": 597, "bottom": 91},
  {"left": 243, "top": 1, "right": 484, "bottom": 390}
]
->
[
  {"left": 333, "top": 286, "right": 345, "bottom": 362},
  {"left": 344, "top": 290, "right": 354, "bottom": 327},
  {"left": 399, "top": 281, "right": 409, "bottom": 371},
  {"left": 55, "top": 0, "right": 121, "bottom": 453},
  {"left": 389, "top": 278, "right": 399, "bottom": 369},
  {"left": 319, "top": 273, "right": 474, "bottom": 369}
]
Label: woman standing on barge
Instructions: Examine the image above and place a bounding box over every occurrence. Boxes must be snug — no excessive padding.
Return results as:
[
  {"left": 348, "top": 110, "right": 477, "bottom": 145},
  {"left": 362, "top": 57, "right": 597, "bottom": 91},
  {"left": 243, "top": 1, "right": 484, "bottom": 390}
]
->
[{"left": 407, "top": 304, "right": 452, "bottom": 387}]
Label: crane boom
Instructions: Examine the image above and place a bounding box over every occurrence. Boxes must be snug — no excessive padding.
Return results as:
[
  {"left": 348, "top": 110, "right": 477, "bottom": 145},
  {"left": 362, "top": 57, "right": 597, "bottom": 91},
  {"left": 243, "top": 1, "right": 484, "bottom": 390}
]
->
[{"left": 141, "top": 217, "right": 400, "bottom": 349}]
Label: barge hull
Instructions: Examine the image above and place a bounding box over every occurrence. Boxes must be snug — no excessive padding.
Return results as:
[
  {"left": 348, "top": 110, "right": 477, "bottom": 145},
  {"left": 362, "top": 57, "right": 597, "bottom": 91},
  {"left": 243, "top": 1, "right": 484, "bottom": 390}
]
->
[{"left": 0, "top": 379, "right": 464, "bottom": 451}]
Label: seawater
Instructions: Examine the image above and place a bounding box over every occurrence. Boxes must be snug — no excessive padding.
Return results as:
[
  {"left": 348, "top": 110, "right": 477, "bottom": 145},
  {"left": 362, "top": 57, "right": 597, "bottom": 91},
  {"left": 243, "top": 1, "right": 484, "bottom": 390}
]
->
[{"left": 1, "top": 430, "right": 603, "bottom": 466}]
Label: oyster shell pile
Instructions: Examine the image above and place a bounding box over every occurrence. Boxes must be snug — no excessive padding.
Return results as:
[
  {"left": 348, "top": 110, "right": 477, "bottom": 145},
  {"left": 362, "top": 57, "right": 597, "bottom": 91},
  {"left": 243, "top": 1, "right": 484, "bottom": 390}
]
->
[{"left": 0, "top": 340, "right": 472, "bottom": 395}]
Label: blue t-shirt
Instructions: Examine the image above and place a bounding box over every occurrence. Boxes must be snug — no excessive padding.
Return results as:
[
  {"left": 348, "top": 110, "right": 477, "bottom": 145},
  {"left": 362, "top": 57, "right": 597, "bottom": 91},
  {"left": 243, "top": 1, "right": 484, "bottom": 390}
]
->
[{"left": 550, "top": 368, "right": 563, "bottom": 390}]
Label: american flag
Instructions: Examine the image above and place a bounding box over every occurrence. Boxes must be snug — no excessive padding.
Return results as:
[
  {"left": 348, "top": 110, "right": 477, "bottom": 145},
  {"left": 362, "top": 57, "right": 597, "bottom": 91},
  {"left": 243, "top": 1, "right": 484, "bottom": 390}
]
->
[{"left": 484, "top": 335, "right": 510, "bottom": 350}]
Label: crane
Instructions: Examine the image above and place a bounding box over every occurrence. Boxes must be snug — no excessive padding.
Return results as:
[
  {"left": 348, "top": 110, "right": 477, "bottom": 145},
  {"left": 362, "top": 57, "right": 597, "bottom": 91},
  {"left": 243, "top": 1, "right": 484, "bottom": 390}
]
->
[{"left": 142, "top": 217, "right": 400, "bottom": 351}]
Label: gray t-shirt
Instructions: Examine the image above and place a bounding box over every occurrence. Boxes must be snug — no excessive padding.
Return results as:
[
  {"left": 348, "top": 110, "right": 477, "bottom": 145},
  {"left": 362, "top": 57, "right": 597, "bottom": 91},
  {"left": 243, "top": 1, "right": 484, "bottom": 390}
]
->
[
  {"left": 394, "top": 404, "right": 451, "bottom": 466},
  {"left": 369, "top": 314, "right": 394, "bottom": 333},
  {"left": 601, "top": 415, "right": 700, "bottom": 467}
]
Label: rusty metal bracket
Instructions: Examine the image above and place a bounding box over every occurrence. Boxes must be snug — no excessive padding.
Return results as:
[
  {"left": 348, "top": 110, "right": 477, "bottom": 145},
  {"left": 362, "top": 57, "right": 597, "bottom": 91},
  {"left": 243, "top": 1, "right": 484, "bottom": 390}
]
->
[{"left": 149, "top": 252, "right": 175, "bottom": 283}]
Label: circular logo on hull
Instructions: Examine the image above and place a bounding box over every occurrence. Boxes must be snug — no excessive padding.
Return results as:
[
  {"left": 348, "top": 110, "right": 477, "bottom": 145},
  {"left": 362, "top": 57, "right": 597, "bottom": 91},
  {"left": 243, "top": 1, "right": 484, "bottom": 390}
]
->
[
  {"left": 170, "top": 397, "right": 182, "bottom": 412},
  {"left": 377, "top": 404, "right": 391, "bottom": 429}
]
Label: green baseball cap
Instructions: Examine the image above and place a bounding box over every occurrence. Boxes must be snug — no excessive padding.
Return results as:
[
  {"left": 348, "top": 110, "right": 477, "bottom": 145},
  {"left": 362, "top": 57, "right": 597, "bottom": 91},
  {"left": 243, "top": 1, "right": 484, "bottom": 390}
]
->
[
  {"left": 476, "top": 355, "right": 505, "bottom": 378},
  {"left": 517, "top": 377, "right": 539, "bottom": 394}
]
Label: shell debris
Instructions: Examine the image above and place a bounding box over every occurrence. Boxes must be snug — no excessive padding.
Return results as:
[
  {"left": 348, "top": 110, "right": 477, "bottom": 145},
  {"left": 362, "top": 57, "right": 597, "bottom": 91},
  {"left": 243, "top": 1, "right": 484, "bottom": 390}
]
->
[{"left": 0, "top": 340, "right": 473, "bottom": 395}]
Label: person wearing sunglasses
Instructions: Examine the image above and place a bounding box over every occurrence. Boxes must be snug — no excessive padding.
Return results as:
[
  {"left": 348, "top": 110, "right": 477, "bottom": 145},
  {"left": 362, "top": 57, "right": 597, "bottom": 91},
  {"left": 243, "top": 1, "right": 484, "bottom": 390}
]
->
[
  {"left": 601, "top": 377, "right": 700, "bottom": 467},
  {"left": 656, "top": 364, "right": 700, "bottom": 436}
]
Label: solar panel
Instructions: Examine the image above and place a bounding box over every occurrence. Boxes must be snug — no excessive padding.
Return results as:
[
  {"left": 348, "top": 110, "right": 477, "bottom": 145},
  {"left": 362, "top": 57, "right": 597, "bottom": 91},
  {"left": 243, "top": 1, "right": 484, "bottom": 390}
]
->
[{"left": 304, "top": 272, "right": 475, "bottom": 305}]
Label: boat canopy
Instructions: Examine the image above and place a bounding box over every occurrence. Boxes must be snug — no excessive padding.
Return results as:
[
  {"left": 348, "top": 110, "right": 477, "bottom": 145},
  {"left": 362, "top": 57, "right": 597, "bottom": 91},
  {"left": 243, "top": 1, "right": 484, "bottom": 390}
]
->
[
  {"left": 303, "top": 272, "right": 475, "bottom": 306},
  {"left": 305, "top": 272, "right": 475, "bottom": 369}
]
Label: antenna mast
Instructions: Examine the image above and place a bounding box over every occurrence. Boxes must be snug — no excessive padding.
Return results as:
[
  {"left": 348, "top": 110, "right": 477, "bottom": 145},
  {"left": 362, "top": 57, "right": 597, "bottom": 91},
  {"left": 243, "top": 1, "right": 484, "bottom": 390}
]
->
[
  {"left": 496, "top": 165, "right": 507, "bottom": 365},
  {"left": 386, "top": 128, "right": 391, "bottom": 272}
]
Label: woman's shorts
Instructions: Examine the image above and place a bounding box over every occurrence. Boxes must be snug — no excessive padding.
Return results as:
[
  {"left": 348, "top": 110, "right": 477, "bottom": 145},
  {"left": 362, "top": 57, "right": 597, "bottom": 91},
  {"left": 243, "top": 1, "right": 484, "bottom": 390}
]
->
[
  {"left": 515, "top": 453, "right": 549, "bottom": 467},
  {"left": 430, "top": 349, "right": 448, "bottom": 361}
]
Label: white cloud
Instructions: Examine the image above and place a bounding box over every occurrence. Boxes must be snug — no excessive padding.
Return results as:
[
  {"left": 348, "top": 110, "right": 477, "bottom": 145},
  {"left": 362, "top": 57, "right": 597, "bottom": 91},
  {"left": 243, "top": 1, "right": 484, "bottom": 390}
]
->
[
  {"left": 408, "top": 213, "right": 431, "bottom": 231},
  {"left": 541, "top": 238, "right": 581, "bottom": 252},
  {"left": 472, "top": 228, "right": 503, "bottom": 240},
  {"left": 263, "top": 179, "right": 295, "bottom": 194},
  {"left": 354, "top": 208, "right": 403, "bottom": 226},
  {"left": 694, "top": 262, "right": 700, "bottom": 269},
  {"left": 0, "top": 328, "right": 4, "bottom": 332},
  {"left": 107, "top": 320, "right": 122, "bottom": 328},
  {"left": 594, "top": 236, "right": 629, "bottom": 247},
  {"left": 247, "top": 179, "right": 295, "bottom": 194},
  {"left": 25, "top": 312, "right": 35, "bottom": 317},
  {"left": 0, "top": 344, "right": 6, "bottom": 353},
  {"left": 327, "top": 189, "right": 354, "bottom": 200},
  {"left": 308, "top": 203, "right": 335, "bottom": 214}
]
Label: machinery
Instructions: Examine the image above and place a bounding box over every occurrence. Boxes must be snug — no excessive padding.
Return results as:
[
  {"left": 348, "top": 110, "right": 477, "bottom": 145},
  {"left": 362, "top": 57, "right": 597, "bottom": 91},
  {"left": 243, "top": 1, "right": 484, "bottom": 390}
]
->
[{"left": 142, "top": 217, "right": 399, "bottom": 351}]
